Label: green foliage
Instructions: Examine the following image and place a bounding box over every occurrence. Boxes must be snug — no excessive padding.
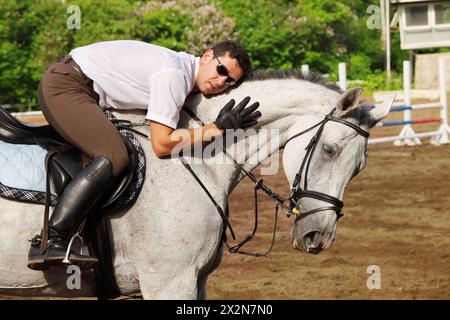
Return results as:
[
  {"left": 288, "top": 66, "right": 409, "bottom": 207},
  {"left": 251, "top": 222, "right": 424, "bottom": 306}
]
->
[
  {"left": 133, "top": 1, "right": 236, "bottom": 54},
  {"left": 211, "top": 0, "right": 299, "bottom": 69},
  {"left": 0, "top": 0, "right": 61, "bottom": 105},
  {"left": 0, "top": 0, "right": 446, "bottom": 108},
  {"left": 135, "top": 6, "right": 190, "bottom": 50},
  {"left": 348, "top": 70, "right": 403, "bottom": 97},
  {"left": 68, "top": 0, "right": 137, "bottom": 47},
  {"left": 349, "top": 54, "right": 373, "bottom": 79}
]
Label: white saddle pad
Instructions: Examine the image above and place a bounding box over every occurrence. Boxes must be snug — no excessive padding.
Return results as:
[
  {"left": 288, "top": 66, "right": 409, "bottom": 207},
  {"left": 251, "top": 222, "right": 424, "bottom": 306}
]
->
[{"left": 0, "top": 140, "right": 47, "bottom": 192}]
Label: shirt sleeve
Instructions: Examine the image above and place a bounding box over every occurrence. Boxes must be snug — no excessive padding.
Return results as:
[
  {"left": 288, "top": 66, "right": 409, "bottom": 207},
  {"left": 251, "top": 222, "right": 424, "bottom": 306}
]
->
[{"left": 146, "top": 69, "right": 188, "bottom": 129}]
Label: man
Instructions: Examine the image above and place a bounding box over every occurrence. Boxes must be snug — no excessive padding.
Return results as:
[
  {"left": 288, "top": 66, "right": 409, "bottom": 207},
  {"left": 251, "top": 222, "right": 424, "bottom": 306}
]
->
[{"left": 27, "top": 40, "right": 261, "bottom": 270}]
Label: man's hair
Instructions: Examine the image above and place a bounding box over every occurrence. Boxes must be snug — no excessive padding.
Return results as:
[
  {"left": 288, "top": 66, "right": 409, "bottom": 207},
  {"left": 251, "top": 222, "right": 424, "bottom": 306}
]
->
[{"left": 212, "top": 40, "right": 252, "bottom": 76}]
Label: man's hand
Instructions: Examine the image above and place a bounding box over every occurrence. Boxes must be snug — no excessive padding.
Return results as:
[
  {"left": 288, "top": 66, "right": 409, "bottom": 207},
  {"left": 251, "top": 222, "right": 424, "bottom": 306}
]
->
[{"left": 214, "top": 96, "right": 261, "bottom": 131}]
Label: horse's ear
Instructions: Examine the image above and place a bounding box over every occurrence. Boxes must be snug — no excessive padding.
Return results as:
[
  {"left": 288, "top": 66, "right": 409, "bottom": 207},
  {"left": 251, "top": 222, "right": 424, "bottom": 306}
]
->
[
  {"left": 336, "top": 87, "right": 363, "bottom": 117},
  {"left": 370, "top": 94, "right": 396, "bottom": 123}
]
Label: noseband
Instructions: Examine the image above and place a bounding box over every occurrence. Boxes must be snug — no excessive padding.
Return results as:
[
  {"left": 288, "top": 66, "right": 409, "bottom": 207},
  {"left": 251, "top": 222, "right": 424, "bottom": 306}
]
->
[{"left": 284, "top": 108, "right": 370, "bottom": 223}]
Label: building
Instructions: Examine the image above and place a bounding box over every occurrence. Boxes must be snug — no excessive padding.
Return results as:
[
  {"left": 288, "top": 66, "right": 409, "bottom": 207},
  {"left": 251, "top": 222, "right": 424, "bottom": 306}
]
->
[
  {"left": 392, "top": 0, "right": 450, "bottom": 49},
  {"left": 388, "top": 0, "right": 450, "bottom": 89}
]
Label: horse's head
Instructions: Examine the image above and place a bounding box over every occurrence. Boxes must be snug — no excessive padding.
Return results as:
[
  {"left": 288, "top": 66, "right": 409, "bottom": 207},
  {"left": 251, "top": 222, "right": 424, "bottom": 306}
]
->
[{"left": 283, "top": 88, "right": 393, "bottom": 254}]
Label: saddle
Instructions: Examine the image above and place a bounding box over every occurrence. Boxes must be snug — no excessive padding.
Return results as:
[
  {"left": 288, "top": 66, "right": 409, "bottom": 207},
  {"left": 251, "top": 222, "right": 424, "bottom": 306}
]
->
[
  {"left": 0, "top": 106, "right": 144, "bottom": 299},
  {"left": 0, "top": 106, "right": 136, "bottom": 207}
]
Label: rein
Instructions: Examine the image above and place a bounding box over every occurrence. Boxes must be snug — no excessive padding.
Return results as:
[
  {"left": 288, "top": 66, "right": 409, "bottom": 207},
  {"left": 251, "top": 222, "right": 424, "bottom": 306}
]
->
[
  {"left": 181, "top": 107, "right": 369, "bottom": 257},
  {"left": 120, "top": 106, "right": 369, "bottom": 257},
  {"left": 181, "top": 108, "right": 286, "bottom": 257}
]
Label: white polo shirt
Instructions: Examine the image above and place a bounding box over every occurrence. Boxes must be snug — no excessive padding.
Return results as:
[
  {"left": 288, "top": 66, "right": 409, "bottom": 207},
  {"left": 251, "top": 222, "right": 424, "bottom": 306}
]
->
[{"left": 70, "top": 40, "right": 200, "bottom": 129}]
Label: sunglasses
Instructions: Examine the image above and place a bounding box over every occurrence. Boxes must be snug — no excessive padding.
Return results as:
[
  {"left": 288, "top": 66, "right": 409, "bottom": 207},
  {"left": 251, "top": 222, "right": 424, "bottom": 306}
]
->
[{"left": 213, "top": 55, "right": 237, "bottom": 86}]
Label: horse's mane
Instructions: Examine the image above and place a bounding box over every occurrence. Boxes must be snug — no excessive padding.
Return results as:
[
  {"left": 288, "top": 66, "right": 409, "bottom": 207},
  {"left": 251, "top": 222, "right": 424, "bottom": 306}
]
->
[
  {"left": 242, "top": 69, "right": 376, "bottom": 127},
  {"left": 347, "top": 102, "right": 377, "bottom": 128},
  {"left": 244, "top": 69, "right": 344, "bottom": 94}
]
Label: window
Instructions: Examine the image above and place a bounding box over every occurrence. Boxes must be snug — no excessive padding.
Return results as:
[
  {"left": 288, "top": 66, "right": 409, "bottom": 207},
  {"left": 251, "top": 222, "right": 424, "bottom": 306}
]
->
[
  {"left": 435, "top": 4, "right": 450, "bottom": 25},
  {"left": 405, "top": 5, "right": 428, "bottom": 26}
]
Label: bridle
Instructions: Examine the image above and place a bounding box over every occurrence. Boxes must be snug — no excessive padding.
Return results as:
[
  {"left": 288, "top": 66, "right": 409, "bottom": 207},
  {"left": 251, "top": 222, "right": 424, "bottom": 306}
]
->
[
  {"left": 178, "top": 107, "right": 370, "bottom": 257},
  {"left": 284, "top": 108, "right": 370, "bottom": 224}
]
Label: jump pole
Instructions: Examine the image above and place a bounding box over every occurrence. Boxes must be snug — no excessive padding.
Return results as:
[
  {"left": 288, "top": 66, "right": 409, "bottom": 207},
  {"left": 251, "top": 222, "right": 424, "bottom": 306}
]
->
[
  {"left": 300, "top": 63, "right": 346, "bottom": 91},
  {"left": 369, "top": 59, "right": 449, "bottom": 145},
  {"left": 301, "top": 64, "right": 309, "bottom": 74},
  {"left": 431, "top": 57, "right": 450, "bottom": 145},
  {"left": 393, "top": 60, "right": 421, "bottom": 146},
  {"left": 339, "top": 62, "right": 347, "bottom": 91}
]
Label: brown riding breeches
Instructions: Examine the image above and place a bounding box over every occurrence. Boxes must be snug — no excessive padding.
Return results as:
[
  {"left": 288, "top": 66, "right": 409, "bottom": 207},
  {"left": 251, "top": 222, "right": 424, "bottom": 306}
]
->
[{"left": 38, "top": 56, "right": 128, "bottom": 178}]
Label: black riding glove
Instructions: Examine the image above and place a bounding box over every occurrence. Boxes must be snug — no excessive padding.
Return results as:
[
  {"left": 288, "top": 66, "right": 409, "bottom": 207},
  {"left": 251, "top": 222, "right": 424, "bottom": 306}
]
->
[{"left": 214, "top": 96, "right": 262, "bottom": 131}]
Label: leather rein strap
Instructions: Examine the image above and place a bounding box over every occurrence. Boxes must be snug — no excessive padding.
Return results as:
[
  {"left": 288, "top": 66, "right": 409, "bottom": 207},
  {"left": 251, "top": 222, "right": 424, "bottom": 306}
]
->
[
  {"left": 181, "top": 107, "right": 369, "bottom": 257},
  {"left": 182, "top": 108, "right": 286, "bottom": 257}
]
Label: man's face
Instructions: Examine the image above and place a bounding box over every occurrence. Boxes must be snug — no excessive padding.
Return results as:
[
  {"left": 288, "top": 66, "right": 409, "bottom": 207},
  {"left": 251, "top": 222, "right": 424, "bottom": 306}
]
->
[{"left": 195, "top": 49, "right": 244, "bottom": 95}]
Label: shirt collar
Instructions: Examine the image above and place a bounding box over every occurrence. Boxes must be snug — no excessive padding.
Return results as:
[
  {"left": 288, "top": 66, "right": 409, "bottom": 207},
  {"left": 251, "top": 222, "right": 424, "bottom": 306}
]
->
[{"left": 193, "top": 56, "right": 200, "bottom": 85}]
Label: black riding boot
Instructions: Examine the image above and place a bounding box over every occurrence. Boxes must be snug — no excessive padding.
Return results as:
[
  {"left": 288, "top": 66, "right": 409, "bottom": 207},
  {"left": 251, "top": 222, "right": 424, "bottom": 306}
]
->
[{"left": 27, "top": 156, "right": 114, "bottom": 270}]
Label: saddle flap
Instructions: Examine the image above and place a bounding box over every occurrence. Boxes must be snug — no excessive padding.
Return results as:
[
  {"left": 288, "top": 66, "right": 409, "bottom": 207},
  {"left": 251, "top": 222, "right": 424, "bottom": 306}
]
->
[{"left": 49, "top": 148, "right": 83, "bottom": 196}]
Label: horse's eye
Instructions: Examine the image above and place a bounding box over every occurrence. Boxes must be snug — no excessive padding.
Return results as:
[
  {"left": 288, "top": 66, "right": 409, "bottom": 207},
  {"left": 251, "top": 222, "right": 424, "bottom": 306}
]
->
[{"left": 322, "top": 143, "right": 335, "bottom": 157}]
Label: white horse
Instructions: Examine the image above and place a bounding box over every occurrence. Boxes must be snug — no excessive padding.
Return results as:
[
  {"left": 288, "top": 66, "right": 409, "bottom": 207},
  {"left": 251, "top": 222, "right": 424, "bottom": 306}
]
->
[{"left": 0, "top": 70, "right": 391, "bottom": 299}]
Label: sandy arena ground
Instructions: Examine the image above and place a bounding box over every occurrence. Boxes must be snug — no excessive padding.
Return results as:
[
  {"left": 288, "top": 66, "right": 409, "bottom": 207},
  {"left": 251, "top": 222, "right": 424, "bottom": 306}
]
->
[
  {"left": 1, "top": 97, "right": 449, "bottom": 300},
  {"left": 207, "top": 103, "right": 450, "bottom": 300}
]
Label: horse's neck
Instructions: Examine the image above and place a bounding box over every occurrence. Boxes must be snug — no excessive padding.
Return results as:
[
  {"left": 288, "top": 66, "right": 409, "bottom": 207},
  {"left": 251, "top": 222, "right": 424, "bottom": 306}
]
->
[
  {"left": 186, "top": 79, "right": 339, "bottom": 124},
  {"left": 184, "top": 79, "right": 341, "bottom": 196}
]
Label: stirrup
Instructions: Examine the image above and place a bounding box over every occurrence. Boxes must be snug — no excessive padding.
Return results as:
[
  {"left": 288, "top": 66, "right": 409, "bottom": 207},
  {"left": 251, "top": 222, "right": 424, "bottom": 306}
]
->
[{"left": 62, "top": 232, "right": 84, "bottom": 264}]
